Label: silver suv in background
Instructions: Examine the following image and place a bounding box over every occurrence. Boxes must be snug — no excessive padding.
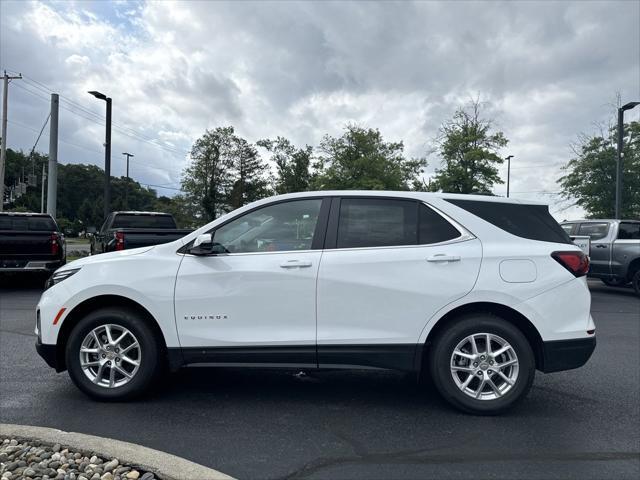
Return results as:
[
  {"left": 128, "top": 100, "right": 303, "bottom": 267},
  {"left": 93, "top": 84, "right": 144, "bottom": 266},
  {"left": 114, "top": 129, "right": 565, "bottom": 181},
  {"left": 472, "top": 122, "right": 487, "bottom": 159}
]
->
[{"left": 561, "top": 220, "right": 640, "bottom": 296}]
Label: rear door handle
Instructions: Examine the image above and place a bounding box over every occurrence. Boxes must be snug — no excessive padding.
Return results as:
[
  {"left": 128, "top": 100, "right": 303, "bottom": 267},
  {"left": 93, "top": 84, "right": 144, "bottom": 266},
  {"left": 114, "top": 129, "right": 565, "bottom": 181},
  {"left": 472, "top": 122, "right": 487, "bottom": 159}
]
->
[
  {"left": 594, "top": 244, "right": 607, "bottom": 248},
  {"left": 280, "top": 260, "right": 313, "bottom": 269},
  {"left": 427, "top": 254, "right": 461, "bottom": 263}
]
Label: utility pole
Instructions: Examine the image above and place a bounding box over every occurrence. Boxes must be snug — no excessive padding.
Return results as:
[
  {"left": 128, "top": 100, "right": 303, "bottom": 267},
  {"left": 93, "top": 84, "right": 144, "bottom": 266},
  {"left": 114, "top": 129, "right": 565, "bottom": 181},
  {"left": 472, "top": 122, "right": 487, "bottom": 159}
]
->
[
  {"left": 46, "top": 93, "right": 59, "bottom": 218},
  {"left": 122, "top": 152, "right": 134, "bottom": 209},
  {"left": 616, "top": 102, "right": 640, "bottom": 219},
  {"left": 505, "top": 155, "right": 514, "bottom": 198},
  {"left": 40, "top": 162, "right": 47, "bottom": 213},
  {"left": 0, "top": 71, "right": 22, "bottom": 212}
]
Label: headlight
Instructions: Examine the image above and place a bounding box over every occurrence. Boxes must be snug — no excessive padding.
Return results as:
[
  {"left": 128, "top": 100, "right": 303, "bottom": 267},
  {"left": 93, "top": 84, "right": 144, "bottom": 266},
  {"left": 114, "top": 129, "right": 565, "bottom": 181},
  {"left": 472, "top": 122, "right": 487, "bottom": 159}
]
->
[{"left": 45, "top": 268, "right": 81, "bottom": 290}]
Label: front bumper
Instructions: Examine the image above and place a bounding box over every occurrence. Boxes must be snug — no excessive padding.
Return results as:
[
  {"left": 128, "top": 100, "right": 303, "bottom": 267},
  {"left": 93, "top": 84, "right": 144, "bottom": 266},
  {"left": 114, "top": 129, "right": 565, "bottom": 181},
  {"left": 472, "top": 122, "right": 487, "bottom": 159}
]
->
[
  {"left": 540, "top": 336, "right": 596, "bottom": 373},
  {"left": 35, "top": 339, "right": 62, "bottom": 372}
]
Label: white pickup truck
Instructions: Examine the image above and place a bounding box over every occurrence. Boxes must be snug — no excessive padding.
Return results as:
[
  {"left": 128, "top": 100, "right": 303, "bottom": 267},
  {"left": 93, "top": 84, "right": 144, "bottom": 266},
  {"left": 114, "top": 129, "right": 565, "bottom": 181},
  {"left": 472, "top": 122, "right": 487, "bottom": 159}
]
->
[{"left": 561, "top": 219, "right": 640, "bottom": 296}]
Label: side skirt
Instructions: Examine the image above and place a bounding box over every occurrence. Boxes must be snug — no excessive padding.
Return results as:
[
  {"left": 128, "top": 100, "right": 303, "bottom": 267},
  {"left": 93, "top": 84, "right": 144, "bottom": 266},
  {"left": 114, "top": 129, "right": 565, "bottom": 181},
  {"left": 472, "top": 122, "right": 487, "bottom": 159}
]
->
[{"left": 171, "top": 344, "right": 420, "bottom": 372}]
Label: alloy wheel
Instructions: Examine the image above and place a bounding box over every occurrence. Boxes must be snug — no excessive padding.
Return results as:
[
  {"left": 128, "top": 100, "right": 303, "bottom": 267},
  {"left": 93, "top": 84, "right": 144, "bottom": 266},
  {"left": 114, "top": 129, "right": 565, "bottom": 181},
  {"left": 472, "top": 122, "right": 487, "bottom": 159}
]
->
[
  {"left": 79, "top": 324, "right": 141, "bottom": 388},
  {"left": 450, "top": 332, "right": 519, "bottom": 400}
]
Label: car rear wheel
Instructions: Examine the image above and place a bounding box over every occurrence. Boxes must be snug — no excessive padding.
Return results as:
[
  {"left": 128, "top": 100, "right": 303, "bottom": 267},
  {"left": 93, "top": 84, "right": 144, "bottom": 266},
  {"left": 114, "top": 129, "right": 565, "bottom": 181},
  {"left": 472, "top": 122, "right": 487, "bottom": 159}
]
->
[
  {"left": 429, "top": 314, "right": 535, "bottom": 415},
  {"left": 66, "top": 307, "right": 161, "bottom": 400}
]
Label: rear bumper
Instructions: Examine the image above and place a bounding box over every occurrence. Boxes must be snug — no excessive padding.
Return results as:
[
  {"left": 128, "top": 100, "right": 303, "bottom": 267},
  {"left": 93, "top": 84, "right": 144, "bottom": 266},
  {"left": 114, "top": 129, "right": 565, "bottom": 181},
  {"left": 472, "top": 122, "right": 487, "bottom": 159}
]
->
[
  {"left": 1, "top": 260, "right": 64, "bottom": 273},
  {"left": 540, "top": 336, "right": 596, "bottom": 373},
  {"left": 35, "top": 339, "right": 62, "bottom": 372}
]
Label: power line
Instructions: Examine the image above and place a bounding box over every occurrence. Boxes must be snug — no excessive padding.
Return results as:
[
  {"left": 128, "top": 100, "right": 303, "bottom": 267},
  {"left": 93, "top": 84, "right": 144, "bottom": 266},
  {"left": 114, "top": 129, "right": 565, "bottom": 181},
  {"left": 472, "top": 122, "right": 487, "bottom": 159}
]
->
[
  {"left": 12, "top": 73, "right": 191, "bottom": 158},
  {"left": 7, "top": 119, "right": 183, "bottom": 179}
]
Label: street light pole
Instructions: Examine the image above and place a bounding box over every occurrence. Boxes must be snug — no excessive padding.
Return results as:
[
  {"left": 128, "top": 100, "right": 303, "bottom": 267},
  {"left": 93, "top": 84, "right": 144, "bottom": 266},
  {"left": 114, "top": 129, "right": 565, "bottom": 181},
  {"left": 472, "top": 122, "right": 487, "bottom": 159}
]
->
[
  {"left": 616, "top": 101, "right": 640, "bottom": 219},
  {"left": 505, "top": 155, "right": 514, "bottom": 198},
  {"left": 122, "top": 152, "right": 134, "bottom": 209},
  {"left": 88, "top": 91, "right": 112, "bottom": 220}
]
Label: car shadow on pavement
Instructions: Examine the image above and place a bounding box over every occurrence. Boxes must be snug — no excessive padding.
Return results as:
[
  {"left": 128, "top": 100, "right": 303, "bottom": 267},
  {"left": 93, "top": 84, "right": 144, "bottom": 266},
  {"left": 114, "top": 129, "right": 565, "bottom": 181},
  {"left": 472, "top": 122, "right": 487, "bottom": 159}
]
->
[{"left": 153, "top": 366, "right": 448, "bottom": 410}]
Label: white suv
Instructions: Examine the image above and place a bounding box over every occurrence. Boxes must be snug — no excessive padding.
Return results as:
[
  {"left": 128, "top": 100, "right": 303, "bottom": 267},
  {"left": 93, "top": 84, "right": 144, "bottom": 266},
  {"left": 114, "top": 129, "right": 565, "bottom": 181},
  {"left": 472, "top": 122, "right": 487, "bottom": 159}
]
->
[{"left": 36, "top": 191, "right": 595, "bottom": 414}]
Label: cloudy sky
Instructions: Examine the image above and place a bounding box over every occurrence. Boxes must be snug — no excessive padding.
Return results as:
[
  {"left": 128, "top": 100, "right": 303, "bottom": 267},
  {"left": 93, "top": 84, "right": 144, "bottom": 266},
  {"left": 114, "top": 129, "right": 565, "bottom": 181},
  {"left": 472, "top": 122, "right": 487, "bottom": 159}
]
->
[{"left": 1, "top": 0, "right": 639, "bottom": 219}]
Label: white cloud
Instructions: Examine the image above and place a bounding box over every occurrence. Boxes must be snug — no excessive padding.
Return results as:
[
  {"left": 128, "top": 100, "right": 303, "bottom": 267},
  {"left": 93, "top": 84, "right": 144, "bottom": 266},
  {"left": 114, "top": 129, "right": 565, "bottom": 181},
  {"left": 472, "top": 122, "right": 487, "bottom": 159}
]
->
[{"left": 1, "top": 0, "right": 638, "bottom": 220}]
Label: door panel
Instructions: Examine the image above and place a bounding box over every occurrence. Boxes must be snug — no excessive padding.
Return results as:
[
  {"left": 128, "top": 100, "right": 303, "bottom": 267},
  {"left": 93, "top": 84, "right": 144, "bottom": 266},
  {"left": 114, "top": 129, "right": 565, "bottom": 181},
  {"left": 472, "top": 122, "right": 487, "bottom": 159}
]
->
[
  {"left": 316, "top": 238, "right": 482, "bottom": 348},
  {"left": 577, "top": 222, "right": 611, "bottom": 276},
  {"left": 174, "top": 251, "right": 321, "bottom": 347},
  {"left": 174, "top": 198, "right": 326, "bottom": 350}
]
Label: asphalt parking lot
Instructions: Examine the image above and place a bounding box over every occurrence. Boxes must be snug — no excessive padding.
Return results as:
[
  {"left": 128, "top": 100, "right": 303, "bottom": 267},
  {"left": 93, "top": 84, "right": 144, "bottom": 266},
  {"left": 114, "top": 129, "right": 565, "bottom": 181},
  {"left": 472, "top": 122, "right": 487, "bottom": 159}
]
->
[{"left": 1, "top": 277, "right": 638, "bottom": 480}]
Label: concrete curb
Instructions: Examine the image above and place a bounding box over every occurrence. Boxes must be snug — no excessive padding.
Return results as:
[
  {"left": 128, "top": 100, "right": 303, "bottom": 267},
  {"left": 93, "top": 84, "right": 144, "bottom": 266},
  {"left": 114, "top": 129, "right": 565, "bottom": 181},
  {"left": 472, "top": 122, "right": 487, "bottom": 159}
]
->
[{"left": 0, "top": 424, "right": 234, "bottom": 480}]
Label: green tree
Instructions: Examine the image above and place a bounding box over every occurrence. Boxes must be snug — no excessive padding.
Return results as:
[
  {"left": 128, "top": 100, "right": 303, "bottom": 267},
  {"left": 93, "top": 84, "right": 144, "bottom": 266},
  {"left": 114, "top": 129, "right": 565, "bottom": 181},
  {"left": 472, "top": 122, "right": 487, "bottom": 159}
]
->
[
  {"left": 227, "top": 136, "right": 271, "bottom": 209},
  {"left": 4, "top": 149, "right": 185, "bottom": 228},
  {"left": 559, "top": 121, "right": 640, "bottom": 218},
  {"left": 181, "top": 127, "right": 236, "bottom": 221},
  {"left": 312, "top": 124, "right": 425, "bottom": 190},
  {"left": 257, "top": 137, "right": 313, "bottom": 194},
  {"left": 153, "top": 194, "right": 199, "bottom": 228},
  {"left": 430, "top": 99, "right": 508, "bottom": 194},
  {"left": 3, "top": 149, "right": 46, "bottom": 212}
]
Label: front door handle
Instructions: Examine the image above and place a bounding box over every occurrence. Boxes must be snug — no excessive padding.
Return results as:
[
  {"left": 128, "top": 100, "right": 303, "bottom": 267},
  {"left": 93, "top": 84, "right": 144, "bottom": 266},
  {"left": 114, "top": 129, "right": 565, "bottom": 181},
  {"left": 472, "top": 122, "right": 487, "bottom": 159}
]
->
[
  {"left": 427, "top": 254, "right": 461, "bottom": 263},
  {"left": 280, "top": 260, "right": 313, "bottom": 269}
]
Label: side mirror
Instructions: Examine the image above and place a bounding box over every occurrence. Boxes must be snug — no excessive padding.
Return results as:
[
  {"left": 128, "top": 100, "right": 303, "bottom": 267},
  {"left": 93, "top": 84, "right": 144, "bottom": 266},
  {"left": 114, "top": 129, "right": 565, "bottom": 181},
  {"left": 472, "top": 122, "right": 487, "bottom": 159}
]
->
[
  {"left": 87, "top": 226, "right": 97, "bottom": 234},
  {"left": 189, "top": 233, "right": 219, "bottom": 256}
]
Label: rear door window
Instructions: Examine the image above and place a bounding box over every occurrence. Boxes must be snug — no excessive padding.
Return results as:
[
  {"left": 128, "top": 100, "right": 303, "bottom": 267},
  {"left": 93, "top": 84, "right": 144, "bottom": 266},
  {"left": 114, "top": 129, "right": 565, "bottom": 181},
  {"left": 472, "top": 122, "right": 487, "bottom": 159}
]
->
[
  {"left": 337, "top": 198, "right": 417, "bottom": 248},
  {"left": 561, "top": 223, "right": 576, "bottom": 235},
  {"left": 445, "top": 199, "right": 572, "bottom": 244},
  {"left": 577, "top": 223, "right": 610, "bottom": 241},
  {"left": 419, "top": 204, "right": 461, "bottom": 244},
  {"left": 617, "top": 222, "right": 640, "bottom": 240}
]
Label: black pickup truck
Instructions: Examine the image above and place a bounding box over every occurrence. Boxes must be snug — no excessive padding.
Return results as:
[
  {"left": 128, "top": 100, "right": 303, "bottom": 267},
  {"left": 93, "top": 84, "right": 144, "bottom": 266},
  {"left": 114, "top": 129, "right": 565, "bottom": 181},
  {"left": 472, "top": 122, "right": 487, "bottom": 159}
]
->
[
  {"left": 0, "top": 212, "right": 66, "bottom": 275},
  {"left": 90, "top": 211, "right": 193, "bottom": 254}
]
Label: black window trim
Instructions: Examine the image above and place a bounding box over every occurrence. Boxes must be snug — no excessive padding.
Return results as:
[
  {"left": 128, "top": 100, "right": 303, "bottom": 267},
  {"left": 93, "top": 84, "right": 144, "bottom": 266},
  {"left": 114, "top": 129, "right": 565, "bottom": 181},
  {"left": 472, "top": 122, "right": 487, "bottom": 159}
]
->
[
  {"left": 179, "top": 196, "right": 332, "bottom": 255},
  {"left": 324, "top": 196, "right": 474, "bottom": 251}
]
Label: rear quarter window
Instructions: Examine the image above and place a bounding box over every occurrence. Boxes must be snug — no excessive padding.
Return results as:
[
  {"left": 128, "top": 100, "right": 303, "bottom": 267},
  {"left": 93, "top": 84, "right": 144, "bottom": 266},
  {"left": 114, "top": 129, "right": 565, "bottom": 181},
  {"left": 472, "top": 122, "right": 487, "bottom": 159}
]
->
[
  {"left": 445, "top": 199, "right": 572, "bottom": 244},
  {"left": 419, "top": 204, "right": 461, "bottom": 244}
]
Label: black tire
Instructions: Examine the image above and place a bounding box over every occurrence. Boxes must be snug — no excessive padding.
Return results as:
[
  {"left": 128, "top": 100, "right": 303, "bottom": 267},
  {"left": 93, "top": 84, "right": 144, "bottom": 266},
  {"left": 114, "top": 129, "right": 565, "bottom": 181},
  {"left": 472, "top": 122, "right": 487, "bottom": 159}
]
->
[
  {"left": 601, "top": 277, "right": 627, "bottom": 287},
  {"left": 632, "top": 270, "right": 640, "bottom": 297},
  {"left": 65, "top": 307, "right": 161, "bottom": 401},
  {"left": 429, "top": 314, "right": 535, "bottom": 415}
]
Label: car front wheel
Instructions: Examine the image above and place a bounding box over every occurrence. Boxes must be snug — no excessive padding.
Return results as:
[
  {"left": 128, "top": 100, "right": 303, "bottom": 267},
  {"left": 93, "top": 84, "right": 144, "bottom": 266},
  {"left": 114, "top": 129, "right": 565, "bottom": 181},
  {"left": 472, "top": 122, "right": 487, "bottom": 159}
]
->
[
  {"left": 429, "top": 314, "right": 535, "bottom": 415},
  {"left": 65, "top": 307, "right": 161, "bottom": 400}
]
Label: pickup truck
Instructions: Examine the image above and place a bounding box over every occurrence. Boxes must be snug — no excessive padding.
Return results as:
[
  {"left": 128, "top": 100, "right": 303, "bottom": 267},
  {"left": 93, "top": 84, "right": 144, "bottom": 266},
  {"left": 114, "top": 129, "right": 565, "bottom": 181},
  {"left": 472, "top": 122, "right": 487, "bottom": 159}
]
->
[
  {"left": 0, "top": 212, "right": 66, "bottom": 276},
  {"left": 90, "top": 211, "right": 193, "bottom": 254},
  {"left": 561, "top": 219, "right": 640, "bottom": 296}
]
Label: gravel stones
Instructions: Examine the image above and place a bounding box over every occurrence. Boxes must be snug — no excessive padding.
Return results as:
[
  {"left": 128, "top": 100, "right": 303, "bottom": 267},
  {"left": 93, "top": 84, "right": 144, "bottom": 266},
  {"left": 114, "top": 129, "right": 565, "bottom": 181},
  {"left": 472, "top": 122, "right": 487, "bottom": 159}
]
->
[{"left": 0, "top": 439, "right": 156, "bottom": 480}]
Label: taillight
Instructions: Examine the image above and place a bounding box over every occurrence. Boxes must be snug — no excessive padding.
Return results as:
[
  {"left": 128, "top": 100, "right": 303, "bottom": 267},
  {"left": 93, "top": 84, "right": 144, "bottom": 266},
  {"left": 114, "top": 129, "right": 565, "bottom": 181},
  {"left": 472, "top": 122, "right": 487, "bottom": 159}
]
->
[
  {"left": 51, "top": 233, "right": 59, "bottom": 256},
  {"left": 552, "top": 251, "right": 589, "bottom": 277},
  {"left": 114, "top": 231, "right": 125, "bottom": 251}
]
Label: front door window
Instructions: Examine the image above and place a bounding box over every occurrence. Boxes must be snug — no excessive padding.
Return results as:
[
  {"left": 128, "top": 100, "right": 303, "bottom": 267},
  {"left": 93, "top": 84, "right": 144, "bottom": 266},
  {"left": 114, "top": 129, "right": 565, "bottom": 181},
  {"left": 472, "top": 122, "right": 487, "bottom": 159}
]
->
[{"left": 213, "top": 199, "right": 322, "bottom": 253}]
